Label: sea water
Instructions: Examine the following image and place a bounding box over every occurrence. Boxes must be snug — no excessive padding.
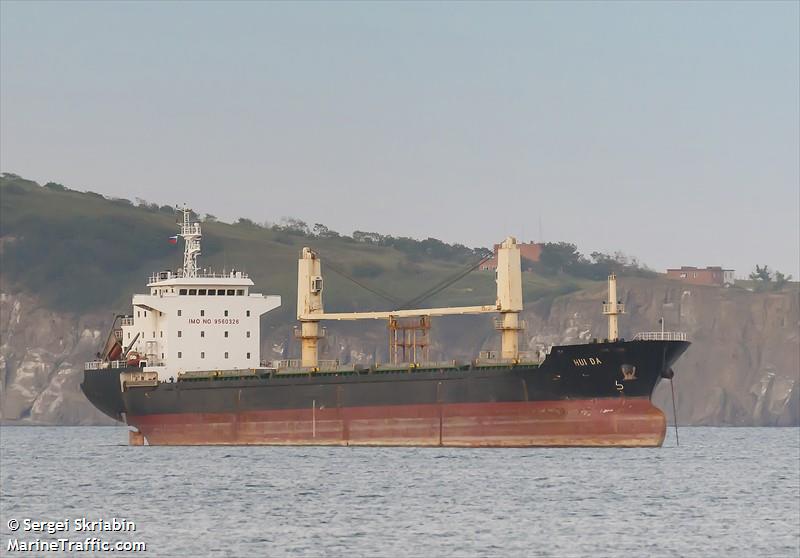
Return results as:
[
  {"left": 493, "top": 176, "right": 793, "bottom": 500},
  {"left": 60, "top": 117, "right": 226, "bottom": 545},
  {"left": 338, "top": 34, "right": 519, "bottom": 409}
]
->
[{"left": 1, "top": 427, "right": 798, "bottom": 557}]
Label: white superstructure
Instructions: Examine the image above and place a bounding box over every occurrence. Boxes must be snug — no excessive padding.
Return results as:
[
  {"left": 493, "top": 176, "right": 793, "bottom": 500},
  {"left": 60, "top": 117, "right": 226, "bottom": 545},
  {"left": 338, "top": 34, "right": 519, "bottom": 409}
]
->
[{"left": 117, "top": 208, "right": 281, "bottom": 381}]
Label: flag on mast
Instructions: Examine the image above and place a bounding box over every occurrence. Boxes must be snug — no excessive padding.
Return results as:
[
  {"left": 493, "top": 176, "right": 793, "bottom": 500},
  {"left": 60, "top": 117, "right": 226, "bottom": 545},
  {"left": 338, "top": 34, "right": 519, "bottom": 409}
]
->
[{"left": 168, "top": 235, "right": 178, "bottom": 244}]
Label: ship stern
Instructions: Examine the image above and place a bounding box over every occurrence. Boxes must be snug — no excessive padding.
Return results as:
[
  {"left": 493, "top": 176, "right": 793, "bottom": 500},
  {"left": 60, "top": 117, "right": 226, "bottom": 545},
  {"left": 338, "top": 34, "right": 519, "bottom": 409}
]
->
[{"left": 81, "top": 368, "right": 125, "bottom": 422}]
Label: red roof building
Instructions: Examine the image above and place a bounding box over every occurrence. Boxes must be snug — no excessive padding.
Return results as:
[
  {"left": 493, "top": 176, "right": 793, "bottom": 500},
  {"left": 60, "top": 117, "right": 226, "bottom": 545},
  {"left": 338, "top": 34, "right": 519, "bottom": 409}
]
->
[
  {"left": 480, "top": 242, "right": 543, "bottom": 271},
  {"left": 666, "top": 266, "right": 735, "bottom": 286}
]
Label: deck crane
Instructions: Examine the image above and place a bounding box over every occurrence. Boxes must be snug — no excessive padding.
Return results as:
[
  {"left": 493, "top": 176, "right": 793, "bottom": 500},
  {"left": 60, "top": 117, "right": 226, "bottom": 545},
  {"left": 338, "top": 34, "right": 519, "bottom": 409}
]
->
[{"left": 296, "top": 237, "right": 524, "bottom": 368}]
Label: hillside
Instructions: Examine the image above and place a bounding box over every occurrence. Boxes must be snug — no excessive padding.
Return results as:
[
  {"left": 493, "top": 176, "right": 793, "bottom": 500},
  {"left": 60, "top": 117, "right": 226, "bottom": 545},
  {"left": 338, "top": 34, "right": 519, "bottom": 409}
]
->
[
  {"left": 0, "top": 174, "right": 798, "bottom": 426},
  {"left": 0, "top": 174, "right": 584, "bottom": 318}
]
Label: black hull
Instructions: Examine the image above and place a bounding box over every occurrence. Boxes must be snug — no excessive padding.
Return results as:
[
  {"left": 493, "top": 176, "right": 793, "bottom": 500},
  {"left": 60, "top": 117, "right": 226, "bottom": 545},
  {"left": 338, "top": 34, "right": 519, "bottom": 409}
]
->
[{"left": 82, "top": 340, "right": 689, "bottom": 446}]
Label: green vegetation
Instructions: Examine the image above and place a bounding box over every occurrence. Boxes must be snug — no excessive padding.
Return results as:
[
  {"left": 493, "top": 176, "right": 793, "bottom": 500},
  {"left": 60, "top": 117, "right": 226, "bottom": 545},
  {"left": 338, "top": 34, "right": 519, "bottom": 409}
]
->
[
  {"left": 532, "top": 242, "right": 657, "bottom": 280},
  {"left": 747, "top": 265, "right": 794, "bottom": 292},
  {"left": 0, "top": 174, "right": 593, "bottom": 316}
]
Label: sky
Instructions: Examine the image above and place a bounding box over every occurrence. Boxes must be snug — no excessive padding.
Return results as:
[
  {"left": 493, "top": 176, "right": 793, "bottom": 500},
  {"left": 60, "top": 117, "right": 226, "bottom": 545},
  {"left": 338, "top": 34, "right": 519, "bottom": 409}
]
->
[{"left": 2, "top": 1, "right": 798, "bottom": 278}]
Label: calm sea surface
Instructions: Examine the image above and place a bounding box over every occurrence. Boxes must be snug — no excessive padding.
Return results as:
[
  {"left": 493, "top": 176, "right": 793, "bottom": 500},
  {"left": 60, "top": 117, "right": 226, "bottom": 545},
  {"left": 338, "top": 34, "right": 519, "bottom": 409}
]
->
[{"left": 1, "top": 427, "right": 798, "bottom": 557}]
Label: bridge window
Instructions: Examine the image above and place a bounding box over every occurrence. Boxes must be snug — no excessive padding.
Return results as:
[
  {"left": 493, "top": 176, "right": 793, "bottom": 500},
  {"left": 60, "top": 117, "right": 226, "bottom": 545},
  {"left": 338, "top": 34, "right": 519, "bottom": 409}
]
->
[
  {"left": 217, "top": 289, "right": 225, "bottom": 295},
  {"left": 179, "top": 289, "right": 187, "bottom": 295},
  {"left": 227, "top": 289, "right": 235, "bottom": 296},
  {"left": 198, "top": 289, "right": 207, "bottom": 295},
  {"left": 224, "top": 352, "right": 229, "bottom": 359},
  {"left": 178, "top": 352, "right": 182, "bottom": 358},
  {"left": 188, "top": 289, "right": 197, "bottom": 295},
  {"left": 208, "top": 289, "right": 216, "bottom": 296},
  {"left": 236, "top": 289, "right": 244, "bottom": 296}
]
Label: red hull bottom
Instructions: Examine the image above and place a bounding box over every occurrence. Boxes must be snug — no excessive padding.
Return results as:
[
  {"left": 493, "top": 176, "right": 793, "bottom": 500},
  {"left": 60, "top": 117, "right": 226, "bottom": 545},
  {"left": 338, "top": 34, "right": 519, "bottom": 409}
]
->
[{"left": 128, "top": 399, "right": 667, "bottom": 447}]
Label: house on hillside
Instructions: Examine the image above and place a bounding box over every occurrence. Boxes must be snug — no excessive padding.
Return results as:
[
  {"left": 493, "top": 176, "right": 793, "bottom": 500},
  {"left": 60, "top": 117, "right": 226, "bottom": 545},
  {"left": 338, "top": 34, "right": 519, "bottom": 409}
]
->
[
  {"left": 666, "top": 266, "right": 735, "bottom": 286},
  {"left": 480, "top": 242, "right": 543, "bottom": 271}
]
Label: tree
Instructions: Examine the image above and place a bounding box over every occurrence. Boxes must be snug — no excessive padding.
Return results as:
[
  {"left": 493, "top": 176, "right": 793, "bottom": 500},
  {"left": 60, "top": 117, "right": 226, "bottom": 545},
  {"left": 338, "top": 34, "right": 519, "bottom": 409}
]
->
[
  {"left": 135, "top": 198, "right": 160, "bottom": 212},
  {"left": 536, "top": 242, "right": 585, "bottom": 275},
  {"left": 748, "top": 265, "right": 793, "bottom": 291},
  {"left": 749, "top": 265, "right": 771, "bottom": 283},
  {"left": 774, "top": 270, "right": 792, "bottom": 289},
  {"left": 353, "top": 231, "right": 384, "bottom": 244},
  {"left": 278, "top": 217, "right": 310, "bottom": 236},
  {"left": 312, "top": 223, "right": 339, "bottom": 238}
]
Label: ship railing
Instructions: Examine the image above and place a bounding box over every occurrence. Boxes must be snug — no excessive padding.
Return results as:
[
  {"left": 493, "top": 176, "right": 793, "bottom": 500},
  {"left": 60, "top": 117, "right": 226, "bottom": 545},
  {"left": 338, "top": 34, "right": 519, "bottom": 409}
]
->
[
  {"left": 492, "top": 318, "right": 527, "bottom": 331},
  {"left": 477, "top": 350, "right": 542, "bottom": 363},
  {"left": 374, "top": 360, "right": 464, "bottom": 370},
  {"left": 149, "top": 270, "right": 249, "bottom": 283},
  {"left": 292, "top": 326, "right": 327, "bottom": 339},
  {"left": 474, "top": 357, "right": 537, "bottom": 366},
  {"left": 272, "top": 359, "right": 340, "bottom": 370},
  {"left": 181, "top": 223, "right": 201, "bottom": 236},
  {"left": 633, "top": 331, "right": 688, "bottom": 341},
  {"left": 85, "top": 359, "right": 129, "bottom": 370},
  {"left": 602, "top": 303, "right": 626, "bottom": 314},
  {"left": 86, "top": 360, "right": 170, "bottom": 370},
  {"left": 120, "top": 317, "right": 135, "bottom": 327},
  {"left": 517, "top": 350, "right": 543, "bottom": 362}
]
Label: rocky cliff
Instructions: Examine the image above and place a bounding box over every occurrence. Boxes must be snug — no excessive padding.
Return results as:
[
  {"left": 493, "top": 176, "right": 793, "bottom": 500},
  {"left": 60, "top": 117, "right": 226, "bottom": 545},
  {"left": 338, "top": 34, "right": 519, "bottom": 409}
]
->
[{"left": 2, "top": 276, "right": 797, "bottom": 426}]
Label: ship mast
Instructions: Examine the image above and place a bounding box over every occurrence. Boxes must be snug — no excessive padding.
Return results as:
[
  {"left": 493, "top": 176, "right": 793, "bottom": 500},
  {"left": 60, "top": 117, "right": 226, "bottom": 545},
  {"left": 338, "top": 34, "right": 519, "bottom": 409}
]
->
[
  {"left": 180, "top": 207, "right": 202, "bottom": 278},
  {"left": 495, "top": 237, "right": 524, "bottom": 359},
  {"left": 602, "top": 273, "right": 625, "bottom": 341}
]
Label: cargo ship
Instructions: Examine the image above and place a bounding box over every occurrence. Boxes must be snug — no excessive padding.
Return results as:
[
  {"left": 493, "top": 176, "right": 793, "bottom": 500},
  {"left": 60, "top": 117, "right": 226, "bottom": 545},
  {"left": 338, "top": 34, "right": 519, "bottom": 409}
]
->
[{"left": 82, "top": 209, "right": 689, "bottom": 447}]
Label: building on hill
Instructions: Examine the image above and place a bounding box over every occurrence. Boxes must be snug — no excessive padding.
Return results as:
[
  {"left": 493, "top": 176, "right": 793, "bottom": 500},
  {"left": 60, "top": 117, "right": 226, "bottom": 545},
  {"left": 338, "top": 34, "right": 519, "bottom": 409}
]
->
[
  {"left": 480, "top": 241, "right": 543, "bottom": 271},
  {"left": 666, "top": 266, "right": 735, "bottom": 286}
]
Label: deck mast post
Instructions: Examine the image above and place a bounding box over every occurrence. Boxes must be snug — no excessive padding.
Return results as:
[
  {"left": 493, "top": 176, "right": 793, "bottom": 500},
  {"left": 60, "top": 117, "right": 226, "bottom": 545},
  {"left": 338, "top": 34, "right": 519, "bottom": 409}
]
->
[
  {"left": 496, "top": 237, "right": 523, "bottom": 360},
  {"left": 297, "top": 248, "right": 324, "bottom": 368},
  {"left": 602, "top": 273, "right": 625, "bottom": 341}
]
